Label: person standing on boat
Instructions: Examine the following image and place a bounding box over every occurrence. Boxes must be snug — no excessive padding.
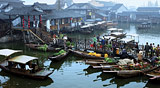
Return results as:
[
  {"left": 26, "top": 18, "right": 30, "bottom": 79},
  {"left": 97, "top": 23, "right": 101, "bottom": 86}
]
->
[
  {"left": 156, "top": 44, "right": 160, "bottom": 57},
  {"left": 53, "top": 34, "right": 57, "bottom": 45},
  {"left": 101, "top": 37, "right": 106, "bottom": 52},
  {"left": 93, "top": 35, "right": 97, "bottom": 50},
  {"left": 149, "top": 43, "right": 153, "bottom": 58},
  {"left": 135, "top": 42, "right": 139, "bottom": 54},
  {"left": 97, "top": 34, "right": 100, "bottom": 42},
  {"left": 153, "top": 43, "right": 156, "bottom": 55},
  {"left": 151, "top": 56, "right": 158, "bottom": 66},
  {"left": 63, "top": 35, "right": 68, "bottom": 50},
  {"left": 144, "top": 42, "right": 150, "bottom": 58}
]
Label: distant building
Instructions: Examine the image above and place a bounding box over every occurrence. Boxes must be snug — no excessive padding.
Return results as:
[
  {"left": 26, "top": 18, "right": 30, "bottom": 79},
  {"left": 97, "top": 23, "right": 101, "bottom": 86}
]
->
[
  {"left": 43, "top": 10, "right": 83, "bottom": 31},
  {"left": 66, "top": 3, "right": 98, "bottom": 20},
  {"left": 109, "top": 4, "right": 128, "bottom": 21},
  {"left": 55, "top": 0, "right": 73, "bottom": 9},
  {"left": 137, "top": 7, "right": 160, "bottom": 12},
  {"left": 89, "top": 0, "right": 115, "bottom": 10},
  {"left": 0, "top": 0, "right": 24, "bottom": 13},
  {"left": 33, "top": 2, "right": 56, "bottom": 13}
]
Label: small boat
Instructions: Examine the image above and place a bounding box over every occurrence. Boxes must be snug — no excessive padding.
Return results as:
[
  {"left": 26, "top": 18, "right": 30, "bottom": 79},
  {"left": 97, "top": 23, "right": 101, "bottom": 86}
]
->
[
  {"left": 48, "top": 50, "right": 70, "bottom": 61},
  {"left": 85, "top": 59, "right": 117, "bottom": 66},
  {"left": 69, "top": 49, "right": 105, "bottom": 59},
  {"left": 103, "top": 62, "right": 156, "bottom": 78},
  {"left": 146, "top": 66, "right": 160, "bottom": 81},
  {"left": 26, "top": 44, "right": 61, "bottom": 52},
  {"left": 0, "top": 49, "right": 54, "bottom": 80}
]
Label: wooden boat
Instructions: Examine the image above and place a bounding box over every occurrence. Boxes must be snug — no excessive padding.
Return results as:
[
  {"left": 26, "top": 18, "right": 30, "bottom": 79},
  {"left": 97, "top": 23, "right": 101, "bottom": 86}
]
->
[
  {"left": 69, "top": 49, "right": 105, "bottom": 59},
  {"left": 0, "top": 49, "right": 54, "bottom": 80},
  {"left": 48, "top": 50, "right": 70, "bottom": 61},
  {"left": 103, "top": 62, "right": 156, "bottom": 78},
  {"left": 25, "top": 44, "right": 61, "bottom": 52},
  {"left": 146, "top": 66, "right": 160, "bottom": 81},
  {"left": 85, "top": 59, "right": 117, "bottom": 66}
]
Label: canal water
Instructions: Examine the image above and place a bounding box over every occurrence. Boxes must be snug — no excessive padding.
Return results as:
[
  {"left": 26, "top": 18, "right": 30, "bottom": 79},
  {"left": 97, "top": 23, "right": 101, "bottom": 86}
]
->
[{"left": 0, "top": 23, "right": 160, "bottom": 88}]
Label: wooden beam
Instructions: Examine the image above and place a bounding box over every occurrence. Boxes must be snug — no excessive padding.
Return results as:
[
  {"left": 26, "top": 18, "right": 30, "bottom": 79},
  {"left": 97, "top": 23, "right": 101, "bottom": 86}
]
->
[{"left": 28, "top": 30, "right": 45, "bottom": 43}]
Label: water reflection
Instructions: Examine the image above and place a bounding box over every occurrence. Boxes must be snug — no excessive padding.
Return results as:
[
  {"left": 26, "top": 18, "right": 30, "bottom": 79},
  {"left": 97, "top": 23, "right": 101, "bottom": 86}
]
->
[
  {"left": 0, "top": 70, "right": 53, "bottom": 88},
  {"left": 83, "top": 66, "right": 101, "bottom": 76}
]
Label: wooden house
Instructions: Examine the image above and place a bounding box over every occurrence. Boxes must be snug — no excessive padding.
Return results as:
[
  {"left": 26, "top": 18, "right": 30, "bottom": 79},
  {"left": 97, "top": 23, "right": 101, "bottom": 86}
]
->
[{"left": 66, "top": 3, "right": 98, "bottom": 20}]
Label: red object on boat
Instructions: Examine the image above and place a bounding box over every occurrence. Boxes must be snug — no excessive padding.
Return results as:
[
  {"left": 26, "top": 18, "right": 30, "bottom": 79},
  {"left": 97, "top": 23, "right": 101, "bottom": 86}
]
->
[
  {"left": 90, "top": 44, "right": 94, "bottom": 47},
  {"left": 100, "top": 45, "right": 102, "bottom": 48}
]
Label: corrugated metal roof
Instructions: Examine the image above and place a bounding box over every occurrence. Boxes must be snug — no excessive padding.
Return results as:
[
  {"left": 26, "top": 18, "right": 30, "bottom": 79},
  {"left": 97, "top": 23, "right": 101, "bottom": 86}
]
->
[{"left": 9, "top": 55, "right": 38, "bottom": 64}]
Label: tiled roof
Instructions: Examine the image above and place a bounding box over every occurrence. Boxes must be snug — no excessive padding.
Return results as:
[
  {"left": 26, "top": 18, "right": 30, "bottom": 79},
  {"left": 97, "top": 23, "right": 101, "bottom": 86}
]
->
[
  {"left": 110, "top": 4, "right": 123, "bottom": 10},
  {"left": 33, "top": 2, "right": 56, "bottom": 10},
  {"left": 67, "top": 3, "right": 98, "bottom": 10},
  {"left": 5, "top": 6, "right": 45, "bottom": 15},
  {"left": 137, "top": 7, "right": 160, "bottom": 12},
  {"left": 43, "top": 10, "right": 84, "bottom": 19}
]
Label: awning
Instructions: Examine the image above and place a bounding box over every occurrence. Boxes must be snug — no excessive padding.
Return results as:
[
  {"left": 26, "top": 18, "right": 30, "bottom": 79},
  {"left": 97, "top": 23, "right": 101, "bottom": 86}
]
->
[
  {"left": 0, "top": 49, "right": 22, "bottom": 57},
  {"left": 108, "top": 28, "right": 117, "bottom": 31},
  {"left": 104, "top": 36, "right": 116, "bottom": 40},
  {"left": 111, "top": 32, "right": 123, "bottom": 36},
  {"left": 8, "top": 55, "right": 38, "bottom": 64},
  {"left": 120, "top": 38, "right": 134, "bottom": 43}
]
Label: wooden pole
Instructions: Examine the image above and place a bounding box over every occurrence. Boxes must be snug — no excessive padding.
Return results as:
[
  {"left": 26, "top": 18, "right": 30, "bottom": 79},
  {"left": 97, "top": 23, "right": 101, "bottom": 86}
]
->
[
  {"left": 22, "top": 15, "right": 26, "bottom": 43},
  {"left": 84, "top": 38, "right": 86, "bottom": 50},
  {"left": 9, "top": 15, "right": 13, "bottom": 41}
]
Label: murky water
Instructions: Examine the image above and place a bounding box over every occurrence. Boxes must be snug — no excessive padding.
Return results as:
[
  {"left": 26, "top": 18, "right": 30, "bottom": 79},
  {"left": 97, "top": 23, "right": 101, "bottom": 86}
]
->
[{"left": 0, "top": 23, "right": 160, "bottom": 88}]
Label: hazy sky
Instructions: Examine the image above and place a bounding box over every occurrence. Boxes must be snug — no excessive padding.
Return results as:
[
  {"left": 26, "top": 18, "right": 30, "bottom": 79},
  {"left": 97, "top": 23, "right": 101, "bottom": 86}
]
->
[{"left": 23, "top": 0, "right": 160, "bottom": 7}]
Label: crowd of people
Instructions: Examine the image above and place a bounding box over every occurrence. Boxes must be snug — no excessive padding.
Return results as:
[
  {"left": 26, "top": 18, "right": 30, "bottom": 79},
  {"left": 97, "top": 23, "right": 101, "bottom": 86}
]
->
[{"left": 92, "top": 34, "right": 160, "bottom": 66}]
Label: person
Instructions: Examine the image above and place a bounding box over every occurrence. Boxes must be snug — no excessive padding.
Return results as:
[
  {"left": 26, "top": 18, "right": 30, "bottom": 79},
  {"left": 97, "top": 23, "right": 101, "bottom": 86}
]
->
[
  {"left": 153, "top": 43, "right": 156, "bottom": 55},
  {"left": 149, "top": 43, "right": 153, "bottom": 58},
  {"left": 53, "top": 34, "right": 57, "bottom": 45},
  {"left": 151, "top": 56, "right": 158, "bottom": 66},
  {"left": 120, "top": 49, "right": 128, "bottom": 59},
  {"left": 144, "top": 42, "right": 150, "bottom": 58},
  {"left": 93, "top": 35, "right": 97, "bottom": 49},
  {"left": 137, "top": 51, "right": 143, "bottom": 62},
  {"left": 97, "top": 34, "right": 100, "bottom": 42},
  {"left": 63, "top": 35, "right": 68, "bottom": 50},
  {"left": 101, "top": 37, "right": 106, "bottom": 52},
  {"left": 135, "top": 42, "right": 139, "bottom": 54},
  {"left": 156, "top": 44, "right": 160, "bottom": 57}
]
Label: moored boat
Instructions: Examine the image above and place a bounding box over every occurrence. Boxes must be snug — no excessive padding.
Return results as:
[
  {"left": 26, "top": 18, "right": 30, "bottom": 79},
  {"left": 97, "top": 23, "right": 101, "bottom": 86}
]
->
[
  {"left": 0, "top": 49, "right": 54, "bottom": 80},
  {"left": 103, "top": 61, "right": 156, "bottom": 78},
  {"left": 25, "top": 44, "right": 61, "bottom": 52},
  {"left": 48, "top": 50, "right": 70, "bottom": 61},
  {"left": 146, "top": 66, "right": 160, "bottom": 81},
  {"left": 69, "top": 49, "right": 105, "bottom": 59}
]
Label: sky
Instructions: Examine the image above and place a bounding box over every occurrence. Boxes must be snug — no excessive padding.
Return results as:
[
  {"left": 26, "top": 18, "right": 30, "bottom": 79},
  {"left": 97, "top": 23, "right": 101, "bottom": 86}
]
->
[{"left": 23, "top": 0, "right": 160, "bottom": 7}]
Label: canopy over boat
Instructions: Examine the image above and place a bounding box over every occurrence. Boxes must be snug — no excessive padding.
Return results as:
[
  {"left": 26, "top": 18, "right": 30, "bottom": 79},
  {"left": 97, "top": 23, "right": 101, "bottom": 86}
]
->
[
  {"left": 104, "top": 36, "right": 116, "bottom": 40},
  {"left": 107, "top": 28, "right": 117, "bottom": 31},
  {"left": 120, "top": 38, "right": 134, "bottom": 43},
  {"left": 117, "top": 29, "right": 123, "bottom": 31},
  {"left": 0, "top": 49, "right": 22, "bottom": 57},
  {"left": 111, "top": 32, "right": 123, "bottom": 35},
  {"left": 8, "top": 55, "right": 38, "bottom": 64}
]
